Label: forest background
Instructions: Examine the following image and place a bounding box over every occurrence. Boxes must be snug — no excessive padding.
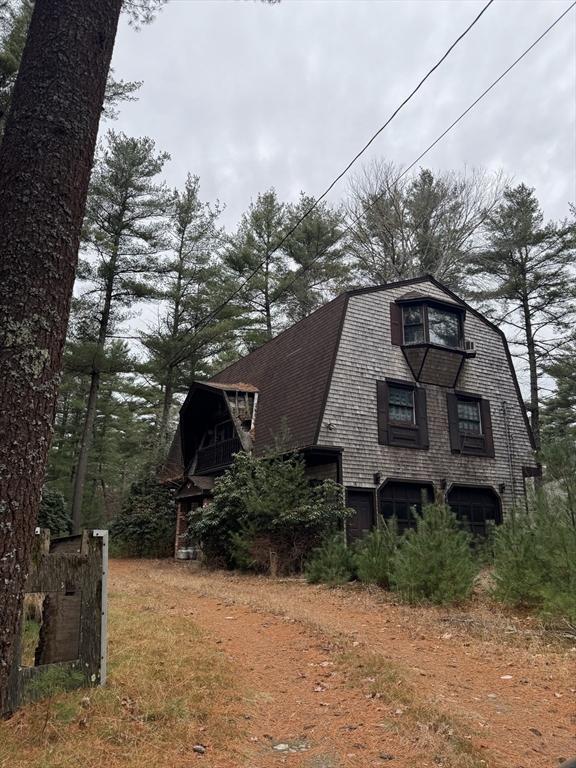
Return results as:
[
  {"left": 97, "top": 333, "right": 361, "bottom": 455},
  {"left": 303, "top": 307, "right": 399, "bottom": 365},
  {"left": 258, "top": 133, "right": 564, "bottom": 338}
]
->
[{"left": 1, "top": 0, "right": 574, "bottom": 531}]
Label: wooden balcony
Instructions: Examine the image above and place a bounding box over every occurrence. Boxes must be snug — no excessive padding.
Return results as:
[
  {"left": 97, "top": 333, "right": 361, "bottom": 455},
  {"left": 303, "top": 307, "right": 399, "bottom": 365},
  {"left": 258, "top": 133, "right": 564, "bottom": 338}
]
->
[{"left": 195, "top": 436, "right": 242, "bottom": 473}]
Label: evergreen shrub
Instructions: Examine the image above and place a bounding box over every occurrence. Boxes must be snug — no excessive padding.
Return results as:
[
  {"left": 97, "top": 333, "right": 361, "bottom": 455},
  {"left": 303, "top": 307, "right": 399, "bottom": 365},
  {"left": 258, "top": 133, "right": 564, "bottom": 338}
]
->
[
  {"left": 187, "top": 452, "right": 352, "bottom": 575},
  {"left": 110, "top": 476, "right": 175, "bottom": 557},
  {"left": 353, "top": 518, "right": 399, "bottom": 588},
  {"left": 37, "top": 487, "right": 71, "bottom": 536},
  {"left": 306, "top": 534, "right": 355, "bottom": 586},
  {"left": 493, "top": 493, "right": 576, "bottom": 621},
  {"left": 391, "top": 503, "right": 477, "bottom": 604}
]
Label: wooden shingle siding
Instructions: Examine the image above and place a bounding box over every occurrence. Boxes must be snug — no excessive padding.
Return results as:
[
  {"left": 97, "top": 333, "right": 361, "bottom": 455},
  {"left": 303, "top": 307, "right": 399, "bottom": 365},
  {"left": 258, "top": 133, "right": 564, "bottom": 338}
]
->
[{"left": 319, "top": 279, "right": 536, "bottom": 515}]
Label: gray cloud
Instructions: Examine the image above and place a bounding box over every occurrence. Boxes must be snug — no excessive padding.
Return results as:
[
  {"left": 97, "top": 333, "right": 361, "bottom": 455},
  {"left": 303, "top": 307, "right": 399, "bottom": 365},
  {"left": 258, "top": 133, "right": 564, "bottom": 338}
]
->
[{"left": 109, "top": 0, "right": 575, "bottom": 227}]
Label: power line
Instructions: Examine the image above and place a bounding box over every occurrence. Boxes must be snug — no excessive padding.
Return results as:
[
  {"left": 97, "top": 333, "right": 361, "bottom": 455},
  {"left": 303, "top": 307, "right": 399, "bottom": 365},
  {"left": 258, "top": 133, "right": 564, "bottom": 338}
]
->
[
  {"left": 260, "top": 0, "right": 576, "bottom": 305},
  {"left": 168, "top": 0, "right": 494, "bottom": 361},
  {"left": 171, "top": 0, "right": 575, "bottom": 364}
]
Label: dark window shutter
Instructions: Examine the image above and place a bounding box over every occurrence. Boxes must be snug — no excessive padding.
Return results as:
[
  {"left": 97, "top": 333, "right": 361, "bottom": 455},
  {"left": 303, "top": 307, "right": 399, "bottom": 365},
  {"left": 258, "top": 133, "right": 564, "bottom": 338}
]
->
[
  {"left": 377, "top": 380, "right": 389, "bottom": 445},
  {"left": 390, "top": 302, "right": 403, "bottom": 345},
  {"left": 480, "top": 398, "right": 495, "bottom": 457},
  {"left": 415, "top": 388, "right": 429, "bottom": 449},
  {"left": 446, "top": 392, "right": 461, "bottom": 452}
]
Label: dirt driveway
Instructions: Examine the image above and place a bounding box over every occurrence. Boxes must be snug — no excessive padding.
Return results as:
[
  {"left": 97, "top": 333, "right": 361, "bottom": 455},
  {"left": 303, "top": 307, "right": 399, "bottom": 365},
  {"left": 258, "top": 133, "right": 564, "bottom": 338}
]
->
[{"left": 112, "top": 559, "right": 575, "bottom": 768}]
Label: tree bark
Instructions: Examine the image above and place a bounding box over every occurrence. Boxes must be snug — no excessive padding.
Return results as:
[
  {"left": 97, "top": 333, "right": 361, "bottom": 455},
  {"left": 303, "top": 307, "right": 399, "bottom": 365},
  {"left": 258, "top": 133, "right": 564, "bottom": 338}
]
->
[
  {"left": 0, "top": 0, "right": 122, "bottom": 712},
  {"left": 158, "top": 370, "right": 175, "bottom": 454},
  {"left": 70, "top": 247, "right": 117, "bottom": 532},
  {"left": 70, "top": 370, "right": 100, "bottom": 532},
  {"left": 521, "top": 291, "right": 541, "bottom": 451}
]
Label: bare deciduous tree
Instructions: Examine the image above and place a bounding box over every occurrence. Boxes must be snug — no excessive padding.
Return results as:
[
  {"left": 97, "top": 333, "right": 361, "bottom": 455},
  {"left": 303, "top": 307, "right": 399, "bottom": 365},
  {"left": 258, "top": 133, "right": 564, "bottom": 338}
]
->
[{"left": 346, "top": 160, "right": 505, "bottom": 288}]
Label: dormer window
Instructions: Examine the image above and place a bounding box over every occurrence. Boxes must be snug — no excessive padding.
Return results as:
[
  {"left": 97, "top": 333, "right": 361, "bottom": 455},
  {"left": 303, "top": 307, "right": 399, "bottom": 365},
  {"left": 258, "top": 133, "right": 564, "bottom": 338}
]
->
[
  {"left": 403, "top": 306, "right": 425, "bottom": 343},
  {"left": 401, "top": 303, "right": 463, "bottom": 349},
  {"left": 429, "top": 305, "right": 462, "bottom": 347},
  {"left": 390, "top": 293, "right": 473, "bottom": 388}
]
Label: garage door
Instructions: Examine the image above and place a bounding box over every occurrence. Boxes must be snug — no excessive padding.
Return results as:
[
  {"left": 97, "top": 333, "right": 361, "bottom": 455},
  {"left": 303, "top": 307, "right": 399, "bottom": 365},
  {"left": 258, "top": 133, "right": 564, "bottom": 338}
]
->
[{"left": 447, "top": 485, "right": 502, "bottom": 537}]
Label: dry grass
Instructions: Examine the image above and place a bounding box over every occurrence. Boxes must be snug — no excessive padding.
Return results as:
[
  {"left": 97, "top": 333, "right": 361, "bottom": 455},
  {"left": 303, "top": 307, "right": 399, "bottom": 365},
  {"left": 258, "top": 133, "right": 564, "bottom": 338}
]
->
[
  {"left": 155, "top": 566, "right": 487, "bottom": 766},
  {"left": 339, "top": 649, "right": 486, "bottom": 768},
  {"left": 0, "top": 590, "right": 244, "bottom": 768}
]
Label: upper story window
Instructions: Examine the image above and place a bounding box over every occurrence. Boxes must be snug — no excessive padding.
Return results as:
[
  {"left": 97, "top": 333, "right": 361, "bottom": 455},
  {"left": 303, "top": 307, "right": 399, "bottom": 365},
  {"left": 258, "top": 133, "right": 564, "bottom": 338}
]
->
[
  {"left": 402, "top": 306, "right": 425, "bottom": 343},
  {"left": 388, "top": 385, "right": 415, "bottom": 424},
  {"left": 428, "top": 306, "right": 462, "bottom": 348},
  {"left": 401, "top": 303, "right": 463, "bottom": 349},
  {"left": 447, "top": 392, "right": 494, "bottom": 457},
  {"left": 457, "top": 399, "right": 481, "bottom": 435},
  {"left": 377, "top": 379, "right": 429, "bottom": 450}
]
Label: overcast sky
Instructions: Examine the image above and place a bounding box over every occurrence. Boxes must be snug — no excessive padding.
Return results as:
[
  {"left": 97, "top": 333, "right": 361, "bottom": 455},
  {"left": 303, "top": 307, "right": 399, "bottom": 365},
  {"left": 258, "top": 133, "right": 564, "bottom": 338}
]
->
[{"left": 108, "top": 0, "right": 576, "bottom": 230}]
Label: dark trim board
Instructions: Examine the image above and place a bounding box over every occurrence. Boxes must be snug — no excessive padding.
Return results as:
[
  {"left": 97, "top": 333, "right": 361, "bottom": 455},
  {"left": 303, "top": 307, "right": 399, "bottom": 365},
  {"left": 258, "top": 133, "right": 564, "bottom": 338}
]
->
[{"left": 444, "top": 480, "right": 501, "bottom": 494}]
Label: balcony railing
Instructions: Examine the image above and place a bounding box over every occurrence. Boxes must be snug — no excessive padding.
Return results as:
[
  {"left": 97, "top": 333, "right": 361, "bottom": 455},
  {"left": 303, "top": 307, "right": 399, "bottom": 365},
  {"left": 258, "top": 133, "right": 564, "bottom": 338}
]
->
[{"left": 195, "top": 436, "right": 242, "bottom": 472}]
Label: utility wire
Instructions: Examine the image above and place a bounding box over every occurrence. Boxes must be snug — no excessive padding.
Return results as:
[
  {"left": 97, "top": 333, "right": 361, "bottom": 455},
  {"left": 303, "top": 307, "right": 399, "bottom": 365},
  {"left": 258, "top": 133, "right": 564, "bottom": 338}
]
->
[
  {"left": 168, "top": 0, "right": 494, "bottom": 361},
  {"left": 259, "top": 0, "right": 576, "bottom": 306},
  {"left": 171, "top": 0, "right": 575, "bottom": 363}
]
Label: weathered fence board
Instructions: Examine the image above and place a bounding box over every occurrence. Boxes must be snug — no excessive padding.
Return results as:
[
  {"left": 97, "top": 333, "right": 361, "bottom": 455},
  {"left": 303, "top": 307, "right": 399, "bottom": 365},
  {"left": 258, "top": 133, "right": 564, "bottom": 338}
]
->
[{"left": 3, "top": 529, "right": 108, "bottom": 716}]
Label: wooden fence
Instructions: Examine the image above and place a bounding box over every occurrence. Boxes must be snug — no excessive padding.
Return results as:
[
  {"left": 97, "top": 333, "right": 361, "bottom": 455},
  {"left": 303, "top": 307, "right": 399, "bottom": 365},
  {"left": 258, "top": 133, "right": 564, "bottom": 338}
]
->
[{"left": 3, "top": 529, "right": 108, "bottom": 716}]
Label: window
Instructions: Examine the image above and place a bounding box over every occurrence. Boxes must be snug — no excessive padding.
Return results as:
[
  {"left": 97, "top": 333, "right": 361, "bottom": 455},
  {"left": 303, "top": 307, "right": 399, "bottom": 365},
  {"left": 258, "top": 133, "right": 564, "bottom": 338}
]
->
[
  {"left": 388, "top": 385, "right": 415, "bottom": 424},
  {"left": 402, "top": 305, "right": 425, "bottom": 343},
  {"left": 447, "top": 392, "right": 494, "bottom": 457},
  {"left": 428, "top": 306, "right": 462, "bottom": 348},
  {"left": 377, "top": 380, "right": 429, "bottom": 450},
  {"left": 394, "top": 301, "right": 464, "bottom": 349},
  {"left": 457, "top": 399, "right": 481, "bottom": 434}
]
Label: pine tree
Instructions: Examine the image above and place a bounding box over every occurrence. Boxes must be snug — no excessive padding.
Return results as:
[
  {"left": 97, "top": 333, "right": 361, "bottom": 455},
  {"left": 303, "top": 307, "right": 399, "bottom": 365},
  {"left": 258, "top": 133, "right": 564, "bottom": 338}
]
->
[
  {"left": 541, "top": 345, "right": 576, "bottom": 443},
  {"left": 224, "top": 189, "right": 288, "bottom": 345},
  {"left": 0, "top": 0, "right": 141, "bottom": 139},
  {"left": 140, "top": 173, "right": 244, "bottom": 453},
  {"left": 0, "top": 0, "right": 124, "bottom": 714},
  {"left": 469, "top": 184, "right": 576, "bottom": 449},
  {"left": 69, "top": 131, "right": 171, "bottom": 532},
  {"left": 279, "top": 193, "right": 348, "bottom": 323}
]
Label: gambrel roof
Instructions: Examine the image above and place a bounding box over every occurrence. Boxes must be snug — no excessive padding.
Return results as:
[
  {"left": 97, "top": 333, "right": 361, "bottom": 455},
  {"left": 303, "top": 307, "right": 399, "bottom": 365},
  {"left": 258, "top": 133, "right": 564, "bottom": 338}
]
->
[
  {"left": 168, "top": 274, "right": 534, "bottom": 471},
  {"left": 210, "top": 293, "right": 348, "bottom": 453}
]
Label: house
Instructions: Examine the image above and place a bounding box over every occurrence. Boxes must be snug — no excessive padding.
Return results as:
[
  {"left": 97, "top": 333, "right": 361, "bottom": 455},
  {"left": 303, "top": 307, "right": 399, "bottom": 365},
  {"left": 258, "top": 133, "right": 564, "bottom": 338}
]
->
[{"left": 163, "top": 275, "right": 539, "bottom": 555}]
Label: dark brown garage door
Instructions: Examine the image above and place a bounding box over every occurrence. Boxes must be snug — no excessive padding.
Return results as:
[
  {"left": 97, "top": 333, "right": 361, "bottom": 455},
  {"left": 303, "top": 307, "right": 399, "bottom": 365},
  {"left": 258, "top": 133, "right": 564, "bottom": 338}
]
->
[
  {"left": 379, "top": 481, "right": 434, "bottom": 533},
  {"left": 346, "top": 489, "right": 375, "bottom": 542},
  {"left": 447, "top": 485, "right": 502, "bottom": 537}
]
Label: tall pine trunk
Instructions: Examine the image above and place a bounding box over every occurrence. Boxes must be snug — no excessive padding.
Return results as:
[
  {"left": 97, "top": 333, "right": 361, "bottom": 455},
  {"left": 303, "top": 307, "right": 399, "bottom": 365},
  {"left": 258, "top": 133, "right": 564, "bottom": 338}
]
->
[
  {"left": 158, "top": 370, "right": 175, "bottom": 454},
  {"left": 70, "top": 248, "right": 117, "bottom": 532},
  {"left": 522, "top": 292, "right": 541, "bottom": 451},
  {"left": 70, "top": 370, "right": 101, "bottom": 531},
  {"left": 0, "top": 0, "right": 122, "bottom": 711}
]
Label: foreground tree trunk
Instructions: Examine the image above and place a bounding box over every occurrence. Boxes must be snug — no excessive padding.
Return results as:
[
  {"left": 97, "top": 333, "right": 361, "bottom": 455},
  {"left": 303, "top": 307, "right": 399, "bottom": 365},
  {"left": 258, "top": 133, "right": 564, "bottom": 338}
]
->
[{"left": 0, "top": 0, "right": 122, "bottom": 713}]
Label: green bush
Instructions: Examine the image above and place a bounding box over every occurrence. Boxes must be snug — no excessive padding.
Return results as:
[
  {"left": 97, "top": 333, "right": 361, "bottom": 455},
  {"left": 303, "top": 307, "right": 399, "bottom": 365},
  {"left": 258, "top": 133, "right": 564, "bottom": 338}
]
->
[
  {"left": 110, "top": 476, "right": 175, "bottom": 557},
  {"left": 493, "top": 493, "right": 576, "bottom": 621},
  {"left": 306, "top": 534, "right": 355, "bottom": 586},
  {"left": 37, "top": 487, "right": 71, "bottom": 536},
  {"left": 187, "top": 452, "right": 352, "bottom": 574},
  {"left": 354, "top": 518, "right": 399, "bottom": 588},
  {"left": 391, "top": 503, "right": 477, "bottom": 604}
]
